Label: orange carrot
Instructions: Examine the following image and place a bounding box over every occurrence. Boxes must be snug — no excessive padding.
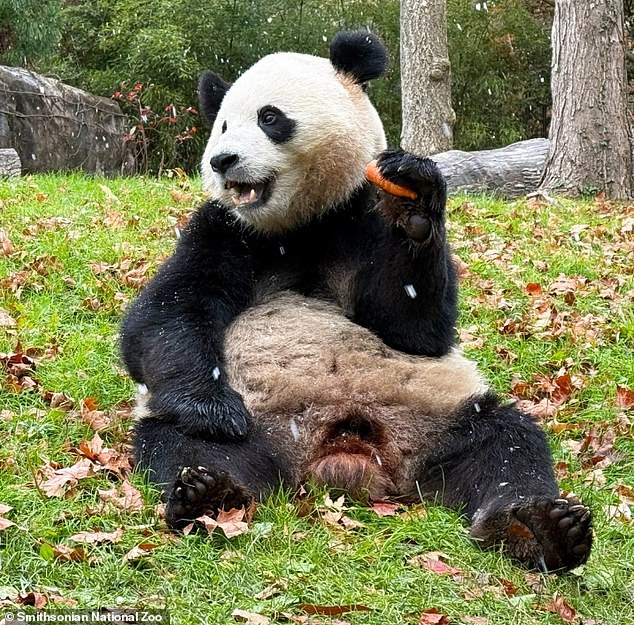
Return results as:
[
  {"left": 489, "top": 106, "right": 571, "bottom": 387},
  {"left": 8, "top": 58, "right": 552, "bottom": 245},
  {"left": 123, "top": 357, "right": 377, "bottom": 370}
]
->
[{"left": 365, "top": 160, "right": 417, "bottom": 200}]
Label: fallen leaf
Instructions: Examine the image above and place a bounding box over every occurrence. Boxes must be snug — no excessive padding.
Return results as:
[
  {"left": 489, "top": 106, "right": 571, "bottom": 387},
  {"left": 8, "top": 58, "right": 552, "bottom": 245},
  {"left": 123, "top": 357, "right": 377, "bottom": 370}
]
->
[
  {"left": 190, "top": 508, "right": 250, "bottom": 539},
  {"left": 98, "top": 480, "right": 144, "bottom": 513},
  {"left": 370, "top": 500, "right": 402, "bottom": 517},
  {"left": 543, "top": 593, "right": 576, "bottom": 623},
  {"left": 52, "top": 543, "right": 90, "bottom": 563},
  {"left": 462, "top": 618, "right": 489, "bottom": 625},
  {"left": 39, "top": 458, "right": 97, "bottom": 497},
  {"left": 616, "top": 385, "right": 634, "bottom": 410},
  {"left": 231, "top": 609, "right": 271, "bottom": 624},
  {"left": 525, "top": 282, "right": 543, "bottom": 296},
  {"left": 99, "top": 184, "right": 121, "bottom": 204},
  {"left": 123, "top": 542, "right": 159, "bottom": 563},
  {"left": 0, "top": 228, "right": 14, "bottom": 255},
  {"left": 300, "top": 604, "right": 370, "bottom": 616},
  {"left": 0, "top": 309, "right": 16, "bottom": 327},
  {"left": 254, "top": 580, "right": 288, "bottom": 601},
  {"left": 69, "top": 528, "right": 124, "bottom": 545},
  {"left": 78, "top": 433, "right": 104, "bottom": 461},
  {"left": 0, "top": 504, "right": 15, "bottom": 530},
  {"left": 418, "top": 608, "right": 449, "bottom": 624},
  {"left": 409, "top": 551, "right": 463, "bottom": 577},
  {"left": 604, "top": 502, "right": 632, "bottom": 524},
  {"left": 499, "top": 578, "right": 518, "bottom": 596},
  {"left": 17, "top": 592, "right": 48, "bottom": 608}
]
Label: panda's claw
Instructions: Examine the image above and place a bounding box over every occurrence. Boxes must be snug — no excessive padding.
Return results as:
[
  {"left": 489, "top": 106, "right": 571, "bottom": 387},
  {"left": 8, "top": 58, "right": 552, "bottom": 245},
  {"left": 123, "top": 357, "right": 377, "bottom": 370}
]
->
[
  {"left": 165, "top": 465, "right": 253, "bottom": 530},
  {"left": 472, "top": 494, "right": 593, "bottom": 573}
]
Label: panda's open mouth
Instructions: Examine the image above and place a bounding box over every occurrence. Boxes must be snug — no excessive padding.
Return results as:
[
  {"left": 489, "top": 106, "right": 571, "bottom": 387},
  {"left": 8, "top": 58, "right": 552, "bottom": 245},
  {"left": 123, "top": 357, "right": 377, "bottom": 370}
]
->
[{"left": 224, "top": 177, "right": 275, "bottom": 208}]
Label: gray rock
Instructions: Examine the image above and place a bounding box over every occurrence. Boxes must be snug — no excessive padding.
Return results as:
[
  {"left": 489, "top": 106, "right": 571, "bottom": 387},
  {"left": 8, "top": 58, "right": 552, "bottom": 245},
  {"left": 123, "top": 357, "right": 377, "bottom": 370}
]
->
[{"left": 0, "top": 66, "right": 129, "bottom": 174}]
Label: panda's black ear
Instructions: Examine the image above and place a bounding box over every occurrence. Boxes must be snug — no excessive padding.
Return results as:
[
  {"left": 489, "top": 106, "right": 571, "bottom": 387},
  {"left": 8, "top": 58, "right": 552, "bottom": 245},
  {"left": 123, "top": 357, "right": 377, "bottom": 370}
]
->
[
  {"left": 329, "top": 30, "right": 388, "bottom": 84},
  {"left": 198, "top": 71, "right": 231, "bottom": 126}
]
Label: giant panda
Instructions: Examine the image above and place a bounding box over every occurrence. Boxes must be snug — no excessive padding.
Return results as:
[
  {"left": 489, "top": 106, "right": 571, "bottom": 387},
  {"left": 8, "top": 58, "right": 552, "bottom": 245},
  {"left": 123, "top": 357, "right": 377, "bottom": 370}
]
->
[{"left": 120, "top": 31, "right": 592, "bottom": 572}]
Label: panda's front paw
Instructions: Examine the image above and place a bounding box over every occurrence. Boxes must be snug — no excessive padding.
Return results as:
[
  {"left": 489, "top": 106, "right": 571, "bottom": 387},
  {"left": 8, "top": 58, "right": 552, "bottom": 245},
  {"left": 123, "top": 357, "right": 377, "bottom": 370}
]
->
[
  {"left": 373, "top": 148, "right": 447, "bottom": 241},
  {"left": 149, "top": 386, "right": 251, "bottom": 441}
]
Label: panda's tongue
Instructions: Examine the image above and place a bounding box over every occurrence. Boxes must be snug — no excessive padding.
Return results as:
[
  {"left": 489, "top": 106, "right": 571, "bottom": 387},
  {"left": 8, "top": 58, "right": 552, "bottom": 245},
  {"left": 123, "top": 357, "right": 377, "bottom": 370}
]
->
[{"left": 239, "top": 188, "right": 258, "bottom": 205}]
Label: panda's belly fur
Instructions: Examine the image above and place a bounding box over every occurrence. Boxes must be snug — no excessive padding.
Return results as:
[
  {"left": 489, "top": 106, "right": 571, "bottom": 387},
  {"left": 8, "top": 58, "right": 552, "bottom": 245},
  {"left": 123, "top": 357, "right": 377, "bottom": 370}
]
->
[{"left": 223, "top": 292, "right": 489, "bottom": 499}]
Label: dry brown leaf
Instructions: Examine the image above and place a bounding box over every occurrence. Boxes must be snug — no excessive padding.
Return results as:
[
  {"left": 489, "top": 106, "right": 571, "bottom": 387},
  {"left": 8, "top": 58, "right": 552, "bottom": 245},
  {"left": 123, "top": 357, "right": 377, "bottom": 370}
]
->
[
  {"left": 0, "top": 504, "right": 15, "bottom": 530},
  {"left": 300, "top": 604, "right": 370, "bottom": 616},
  {"left": 0, "top": 309, "right": 16, "bottom": 327},
  {"left": 254, "top": 580, "right": 288, "bottom": 601},
  {"left": 40, "top": 458, "right": 97, "bottom": 497},
  {"left": 69, "top": 527, "right": 124, "bottom": 545},
  {"left": 189, "top": 508, "right": 250, "bottom": 539},
  {"left": 98, "top": 480, "right": 144, "bottom": 513},
  {"left": 499, "top": 578, "right": 518, "bottom": 596},
  {"left": 231, "top": 609, "right": 271, "bottom": 624},
  {"left": 409, "top": 551, "right": 463, "bottom": 577},
  {"left": 123, "top": 542, "right": 159, "bottom": 563},
  {"left": 52, "top": 543, "right": 90, "bottom": 563},
  {"left": 542, "top": 593, "right": 577, "bottom": 623},
  {"left": 369, "top": 500, "right": 402, "bottom": 517},
  {"left": 0, "top": 228, "right": 14, "bottom": 255},
  {"left": 604, "top": 502, "right": 632, "bottom": 524},
  {"left": 17, "top": 592, "right": 48, "bottom": 608},
  {"left": 418, "top": 608, "right": 449, "bottom": 624},
  {"left": 616, "top": 385, "right": 634, "bottom": 410},
  {"left": 78, "top": 432, "right": 104, "bottom": 461}
]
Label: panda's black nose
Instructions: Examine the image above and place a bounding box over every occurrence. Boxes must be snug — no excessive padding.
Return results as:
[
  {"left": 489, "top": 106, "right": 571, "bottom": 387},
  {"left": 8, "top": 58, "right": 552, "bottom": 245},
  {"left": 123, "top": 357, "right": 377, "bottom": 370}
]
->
[{"left": 210, "top": 153, "right": 239, "bottom": 174}]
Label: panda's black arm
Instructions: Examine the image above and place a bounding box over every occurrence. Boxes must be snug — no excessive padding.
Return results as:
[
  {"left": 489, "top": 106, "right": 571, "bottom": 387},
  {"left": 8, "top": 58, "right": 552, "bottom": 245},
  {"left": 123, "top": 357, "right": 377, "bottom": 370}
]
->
[
  {"left": 120, "top": 202, "right": 257, "bottom": 440},
  {"left": 341, "top": 150, "right": 458, "bottom": 357}
]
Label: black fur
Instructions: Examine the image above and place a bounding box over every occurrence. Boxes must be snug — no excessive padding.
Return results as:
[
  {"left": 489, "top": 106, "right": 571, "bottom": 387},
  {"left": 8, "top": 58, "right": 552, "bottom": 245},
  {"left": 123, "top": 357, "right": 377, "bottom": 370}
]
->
[
  {"left": 120, "top": 150, "right": 457, "bottom": 440},
  {"left": 329, "top": 30, "right": 388, "bottom": 83},
  {"left": 257, "top": 106, "right": 297, "bottom": 144},
  {"left": 198, "top": 71, "right": 231, "bottom": 126}
]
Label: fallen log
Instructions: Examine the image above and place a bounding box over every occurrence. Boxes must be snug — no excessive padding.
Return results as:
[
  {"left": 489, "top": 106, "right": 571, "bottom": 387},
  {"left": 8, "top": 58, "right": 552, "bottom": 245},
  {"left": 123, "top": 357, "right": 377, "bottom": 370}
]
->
[
  {"left": 0, "top": 148, "right": 20, "bottom": 176},
  {"left": 433, "top": 138, "right": 549, "bottom": 197}
]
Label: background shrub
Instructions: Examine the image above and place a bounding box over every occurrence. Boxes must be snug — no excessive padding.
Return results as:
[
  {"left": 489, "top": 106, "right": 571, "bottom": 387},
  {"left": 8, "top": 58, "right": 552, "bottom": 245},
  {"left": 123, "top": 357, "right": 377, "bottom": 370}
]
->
[{"left": 2, "top": 1, "right": 580, "bottom": 173}]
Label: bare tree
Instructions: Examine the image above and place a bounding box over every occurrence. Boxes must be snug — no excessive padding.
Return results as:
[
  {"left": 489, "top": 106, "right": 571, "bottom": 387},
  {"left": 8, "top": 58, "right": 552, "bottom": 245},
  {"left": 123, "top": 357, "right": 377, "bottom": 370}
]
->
[
  {"left": 400, "top": 0, "right": 454, "bottom": 156},
  {"left": 539, "top": 0, "right": 632, "bottom": 199}
]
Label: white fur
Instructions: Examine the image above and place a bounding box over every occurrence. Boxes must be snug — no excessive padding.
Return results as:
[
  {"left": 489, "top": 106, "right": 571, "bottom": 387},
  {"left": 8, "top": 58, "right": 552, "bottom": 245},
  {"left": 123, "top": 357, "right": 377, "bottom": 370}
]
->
[{"left": 201, "top": 52, "right": 387, "bottom": 233}]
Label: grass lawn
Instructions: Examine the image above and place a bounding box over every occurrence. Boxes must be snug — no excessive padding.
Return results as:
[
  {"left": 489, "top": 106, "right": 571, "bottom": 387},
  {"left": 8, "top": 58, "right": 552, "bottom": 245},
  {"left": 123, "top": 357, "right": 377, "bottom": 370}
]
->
[{"left": 0, "top": 173, "right": 633, "bottom": 624}]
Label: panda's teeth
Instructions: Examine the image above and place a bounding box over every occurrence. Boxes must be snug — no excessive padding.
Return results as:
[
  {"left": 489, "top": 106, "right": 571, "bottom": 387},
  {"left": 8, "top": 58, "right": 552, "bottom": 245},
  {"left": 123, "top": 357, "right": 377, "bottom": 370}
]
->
[{"left": 249, "top": 188, "right": 257, "bottom": 202}]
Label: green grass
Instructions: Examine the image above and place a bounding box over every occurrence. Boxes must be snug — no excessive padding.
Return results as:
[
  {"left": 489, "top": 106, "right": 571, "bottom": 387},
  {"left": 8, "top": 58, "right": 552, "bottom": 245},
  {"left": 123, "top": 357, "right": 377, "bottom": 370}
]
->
[{"left": 1, "top": 174, "right": 633, "bottom": 624}]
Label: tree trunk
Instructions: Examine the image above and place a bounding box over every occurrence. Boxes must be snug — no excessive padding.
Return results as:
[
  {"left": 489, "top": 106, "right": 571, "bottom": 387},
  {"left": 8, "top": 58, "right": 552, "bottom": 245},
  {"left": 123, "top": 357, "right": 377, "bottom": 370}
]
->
[
  {"left": 539, "top": 0, "right": 632, "bottom": 199},
  {"left": 400, "top": 0, "right": 454, "bottom": 156}
]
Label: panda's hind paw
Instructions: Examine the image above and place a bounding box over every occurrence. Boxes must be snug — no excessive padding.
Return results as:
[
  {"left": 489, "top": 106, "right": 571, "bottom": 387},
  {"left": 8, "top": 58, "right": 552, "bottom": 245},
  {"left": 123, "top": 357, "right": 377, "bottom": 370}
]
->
[
  {"left": 472, "top": 495, "right": 593, "bottom": 573},
  {"left": 165, "top": 465, "right": 253, "bottom": 530}
]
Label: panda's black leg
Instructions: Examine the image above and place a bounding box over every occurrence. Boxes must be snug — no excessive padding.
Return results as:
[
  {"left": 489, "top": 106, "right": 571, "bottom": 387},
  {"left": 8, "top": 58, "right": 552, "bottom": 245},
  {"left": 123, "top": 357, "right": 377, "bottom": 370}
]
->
[
  {"left": 134, "top": 417, "right": 292, "bottom": 529},
  {"left": 417, "top": 393, "right": 592, "bottom": 572}
]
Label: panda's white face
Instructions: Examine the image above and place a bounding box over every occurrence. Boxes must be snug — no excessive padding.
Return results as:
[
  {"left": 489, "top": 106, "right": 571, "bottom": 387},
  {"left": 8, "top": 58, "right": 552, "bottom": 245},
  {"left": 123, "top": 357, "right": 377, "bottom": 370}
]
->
[{"left": 201, "top": 52, "right": 387, "bottom": 233}]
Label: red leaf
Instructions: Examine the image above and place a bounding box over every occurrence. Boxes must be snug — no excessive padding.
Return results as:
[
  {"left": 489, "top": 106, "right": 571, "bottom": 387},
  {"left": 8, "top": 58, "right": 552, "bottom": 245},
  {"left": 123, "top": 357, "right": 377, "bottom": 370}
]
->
[
  {"left": 616, "top": 385, "right": 634, "bottom": 410},
  {"left": 543, "top": 593, "right": 576, "bottom": 623},
  {"left": 499, "top": 578, "right": 518, "bottom": 595},
  {"left": 525, "top": 282, "right": 543, "bottom": 296}
]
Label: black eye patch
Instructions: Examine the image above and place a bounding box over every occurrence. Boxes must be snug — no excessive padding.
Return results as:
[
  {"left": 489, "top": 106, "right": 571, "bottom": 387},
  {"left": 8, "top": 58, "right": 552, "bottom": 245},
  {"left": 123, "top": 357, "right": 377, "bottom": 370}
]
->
[{"left": 257, "top": 106, "right": 296, "bottom": 144}]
